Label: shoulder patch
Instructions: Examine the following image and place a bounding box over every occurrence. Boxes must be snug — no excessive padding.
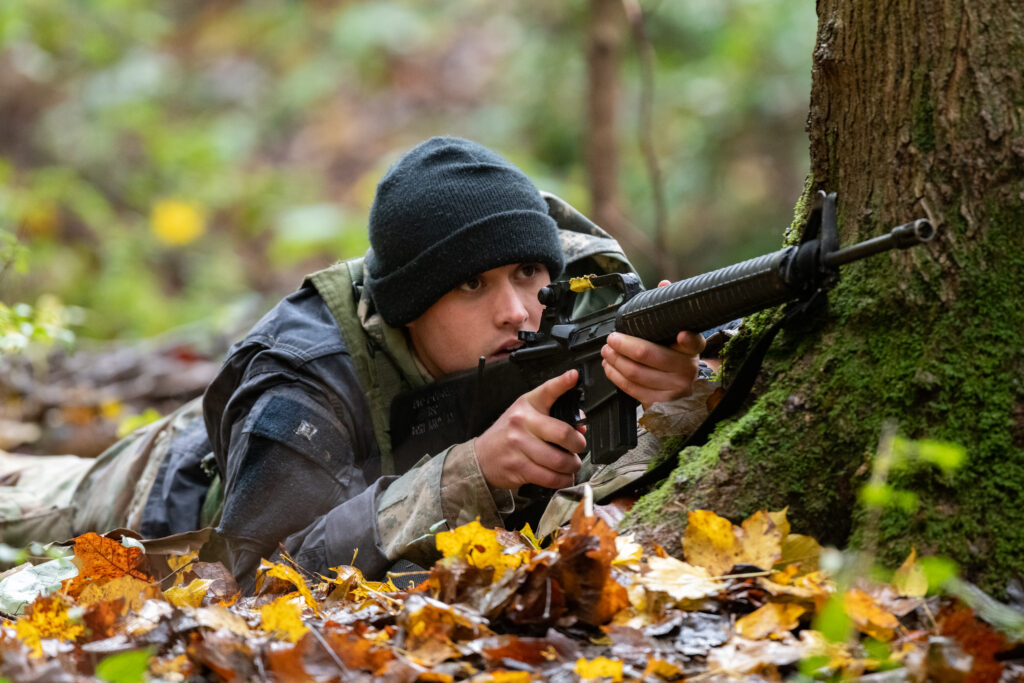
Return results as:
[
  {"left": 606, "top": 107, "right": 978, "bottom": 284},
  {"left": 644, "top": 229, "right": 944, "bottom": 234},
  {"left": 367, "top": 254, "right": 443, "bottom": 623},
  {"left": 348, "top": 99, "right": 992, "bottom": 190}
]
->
[{"left": 243, "top": 392, "right": 351, "bottom": 468}]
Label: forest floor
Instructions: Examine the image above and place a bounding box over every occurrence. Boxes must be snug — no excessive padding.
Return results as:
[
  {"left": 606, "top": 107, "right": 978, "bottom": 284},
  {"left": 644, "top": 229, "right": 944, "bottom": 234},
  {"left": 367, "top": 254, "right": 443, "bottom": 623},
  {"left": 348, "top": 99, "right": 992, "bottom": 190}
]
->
[{"left": 2, "top": 337, "right": 1024, "bottom": 682}]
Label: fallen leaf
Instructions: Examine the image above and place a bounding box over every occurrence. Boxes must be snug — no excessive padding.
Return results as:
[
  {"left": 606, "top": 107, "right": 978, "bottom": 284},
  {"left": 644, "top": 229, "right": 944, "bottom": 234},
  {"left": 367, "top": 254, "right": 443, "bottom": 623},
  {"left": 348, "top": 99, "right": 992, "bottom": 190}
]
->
[
  {"left": 892, "top": 548, "right": 928, "bottom": 598},
  {"left": 844, "top": 588, "right": 900, "bottom": 641},
  {"left": 640, "top": 555, "right": 723, "bottom": 602},
  {"left": 14, "top": 594, "right": 84, "bottom": 657},
  {"left": 259, "top": 559, "right": 320, "bottom": 615},
  {"left": 575, "top": 656, "right": 623, "bottom": 681},
  {"left": 779, "top": 533, "right": 823, "bottom": 574},
  {"left": 164, "top": 578, "right": 213, "bottom": 608},
  {"left": 706, "top": 634, "right": 805, "bottom": 676},
  {"left": 260, "top": 595, "right": 309, "bottom": 643},
  {"left": 735, "top": 602, "right": 807, "bottom": 640},
  {"left": 683, "top": 510, "right": 741, "bottom": 576},
  {"left": 167, "top": 549, "right": 199, "bottom": 573},
  {"left": 75, "top": 575, "right": 162, "bottom": 614},
  {"left": 436, "top": 520, "right": 529, "bottom": 581},
  {"left": 739, "top": 511, "right": 783, "bottom": 571},
  {"left": 642, "top": 657, "right": 684, "bottom": 679},
  {"left": 65, "top": 532, "right": 152, "bottom": 597},
  {"left": 194, "top": 606, "right": 252, "bottom": 637}
]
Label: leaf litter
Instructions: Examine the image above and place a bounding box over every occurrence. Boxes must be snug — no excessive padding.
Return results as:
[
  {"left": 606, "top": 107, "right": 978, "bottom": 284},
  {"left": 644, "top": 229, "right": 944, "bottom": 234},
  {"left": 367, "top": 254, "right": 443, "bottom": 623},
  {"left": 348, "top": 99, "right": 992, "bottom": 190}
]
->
[{"left": 1, "top": 503, "right": 1023, "bottom": 681}]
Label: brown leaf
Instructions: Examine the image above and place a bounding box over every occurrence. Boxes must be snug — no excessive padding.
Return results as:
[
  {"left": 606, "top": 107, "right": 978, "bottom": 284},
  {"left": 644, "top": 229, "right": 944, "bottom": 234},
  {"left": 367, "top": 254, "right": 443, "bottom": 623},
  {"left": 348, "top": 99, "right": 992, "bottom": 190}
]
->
[
  {"left": 478, "top": 634, "right": 558, "bottom": 667},
  {"left": 324, "top": 627, "right": 396, "bottom": 673}
]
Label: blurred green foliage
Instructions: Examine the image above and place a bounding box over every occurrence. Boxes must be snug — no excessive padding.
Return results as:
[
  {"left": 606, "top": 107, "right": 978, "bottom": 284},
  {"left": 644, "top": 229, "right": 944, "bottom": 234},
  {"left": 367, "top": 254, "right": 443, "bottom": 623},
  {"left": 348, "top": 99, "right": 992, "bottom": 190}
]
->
[{"left": 0, "top": 0, "right": 815, "bottom": 340}]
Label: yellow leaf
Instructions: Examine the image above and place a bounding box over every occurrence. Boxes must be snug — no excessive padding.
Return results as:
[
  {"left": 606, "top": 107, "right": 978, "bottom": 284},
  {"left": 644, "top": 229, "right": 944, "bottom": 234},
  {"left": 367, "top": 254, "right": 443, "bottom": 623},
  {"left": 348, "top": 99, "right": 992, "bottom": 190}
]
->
[
  {"left": 612, "top": 534, "right": 644, "bottom": 567},
  {"left": 167, "top": 549, "right": 199, "bottom": 573},
  {"left": 260, "top": 595, "right": 308, "bottom": 643},
  {"left": 99, "top": 399, "right": 123, "bottom": 420},
  {"left": 75, "top": 575, "right": 162, "bottom": 614},
  {"left": 892, "top": 548, "right": 928, "bottom": 598},
  {"left": 643, "top": 658, "right": 683, "bottom": 679},
  {"left": 735, "top": 602, "right": 807, "bottom": 640},
  {"left": 259, "top": 559, "right": 320, "bottom": 615},
  {"left": 485, "top": 672, "right": 533, "bottom": 683},
  {"left": 767, "top": 507, "right": 791, "bottom": 537},
  {"left": 739, "top": 511, "right": 783, "bottom": 571},
  {"left": 164, "top": 578, "right": 212, "bottom": 608},
  {"left": 15, "top": 595, "right": 84, "bottom": 657},
  {"left": 575, "top": 656, "right": 624, "bottom": 681},
  {"left": 151, "top": 199, "right": 205, "bottom": 246},
  {"left": 435, "top": 519, "right": 528, "bottom": 580},
  {"left": 779, "top": 534, "right": 823, "bottom": 573},
  {"left": 641, "top": 555, "right": 723, "bottom": 602},
  {"left": 682, "top": 509, "right": 783, "bottom": 575},
  {"left": 843, "top": 589, "right": 900, "bottom": 641},
  {"left": 683, "top": 510, "right": 742, "bottom": 576},
  {"left": 519, "top": 523, "right": 542, "bottom": 550},
  {"left": 194, "top": 606, "right": 251, "bottom": 637}
]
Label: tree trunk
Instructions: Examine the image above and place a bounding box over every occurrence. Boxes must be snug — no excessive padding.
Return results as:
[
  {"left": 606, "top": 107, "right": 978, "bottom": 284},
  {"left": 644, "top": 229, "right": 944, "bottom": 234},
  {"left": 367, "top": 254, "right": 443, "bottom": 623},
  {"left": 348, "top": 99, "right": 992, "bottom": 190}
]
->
[{"left": 626, "top": 0, "right": 1024, "bottom": 594}]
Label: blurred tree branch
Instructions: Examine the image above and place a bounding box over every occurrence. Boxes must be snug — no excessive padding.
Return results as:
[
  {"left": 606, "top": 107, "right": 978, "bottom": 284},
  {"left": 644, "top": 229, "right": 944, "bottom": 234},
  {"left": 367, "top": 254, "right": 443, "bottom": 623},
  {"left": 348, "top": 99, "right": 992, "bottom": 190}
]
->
[{"left": 585, "top": 0, "right": 675, "bottom": 280}]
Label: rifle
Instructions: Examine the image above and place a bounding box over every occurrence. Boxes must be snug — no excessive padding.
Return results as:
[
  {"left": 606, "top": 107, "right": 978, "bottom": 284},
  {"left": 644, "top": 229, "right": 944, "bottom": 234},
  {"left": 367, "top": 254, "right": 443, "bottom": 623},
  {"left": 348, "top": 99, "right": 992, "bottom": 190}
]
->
[{"left": 388, "top": 193, "right": 935, "bottom": 475}]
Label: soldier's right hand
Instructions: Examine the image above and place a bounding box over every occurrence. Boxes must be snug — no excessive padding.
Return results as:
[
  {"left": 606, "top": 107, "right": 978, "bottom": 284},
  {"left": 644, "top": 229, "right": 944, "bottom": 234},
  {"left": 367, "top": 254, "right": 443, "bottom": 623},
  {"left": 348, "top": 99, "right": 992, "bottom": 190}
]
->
[{"left": 473, "top": 369, "right": 586, "bottom": 490}]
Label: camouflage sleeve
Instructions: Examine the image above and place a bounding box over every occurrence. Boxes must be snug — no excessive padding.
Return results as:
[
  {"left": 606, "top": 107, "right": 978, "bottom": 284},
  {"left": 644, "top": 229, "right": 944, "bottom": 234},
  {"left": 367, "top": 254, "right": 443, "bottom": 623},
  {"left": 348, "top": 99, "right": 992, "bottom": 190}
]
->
[{"left": 376, "top": 439, "right": 509, "bottom": 567}]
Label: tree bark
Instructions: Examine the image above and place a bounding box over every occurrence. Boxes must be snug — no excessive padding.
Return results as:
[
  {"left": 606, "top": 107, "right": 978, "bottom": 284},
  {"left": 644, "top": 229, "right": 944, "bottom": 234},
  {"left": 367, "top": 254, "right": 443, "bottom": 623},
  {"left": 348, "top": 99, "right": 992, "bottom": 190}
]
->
[{"left": 627, "top": 0, "right": 1024, "bottom": 593}]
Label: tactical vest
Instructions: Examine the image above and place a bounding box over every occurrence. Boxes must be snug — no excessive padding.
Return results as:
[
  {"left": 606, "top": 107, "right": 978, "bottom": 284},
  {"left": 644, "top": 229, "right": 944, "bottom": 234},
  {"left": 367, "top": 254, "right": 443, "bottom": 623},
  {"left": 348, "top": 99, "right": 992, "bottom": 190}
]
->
[{"left": 306, "top": 193, "right": 638, "bottom": 477}]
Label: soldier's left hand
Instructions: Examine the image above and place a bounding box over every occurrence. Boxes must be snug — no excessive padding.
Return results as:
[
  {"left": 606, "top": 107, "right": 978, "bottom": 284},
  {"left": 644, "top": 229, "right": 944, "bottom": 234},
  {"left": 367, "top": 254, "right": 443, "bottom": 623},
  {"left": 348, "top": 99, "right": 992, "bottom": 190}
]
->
[{"left": 600, "top": 280, "right": 705, "bottom": 409}]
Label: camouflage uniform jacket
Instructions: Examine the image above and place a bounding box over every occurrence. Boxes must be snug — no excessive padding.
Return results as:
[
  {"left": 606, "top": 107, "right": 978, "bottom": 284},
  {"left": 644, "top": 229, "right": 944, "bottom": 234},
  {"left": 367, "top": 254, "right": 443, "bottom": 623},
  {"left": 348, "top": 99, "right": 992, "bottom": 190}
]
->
[{"left": 201, "top": 195, "right": 639, "bottom": 589}]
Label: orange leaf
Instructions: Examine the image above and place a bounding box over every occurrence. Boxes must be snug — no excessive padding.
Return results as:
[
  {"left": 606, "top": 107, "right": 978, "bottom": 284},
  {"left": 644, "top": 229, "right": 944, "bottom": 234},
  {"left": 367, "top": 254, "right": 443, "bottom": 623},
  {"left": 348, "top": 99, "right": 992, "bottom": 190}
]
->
[
  {"left": 65, "top": 533, "right": 151, "bottom": 597},
  {"left": 735, "top": 602, "right": 807, "bottom": 640},
  {"left": 843, "top": 588, "right": 900, "bottom": 641}
]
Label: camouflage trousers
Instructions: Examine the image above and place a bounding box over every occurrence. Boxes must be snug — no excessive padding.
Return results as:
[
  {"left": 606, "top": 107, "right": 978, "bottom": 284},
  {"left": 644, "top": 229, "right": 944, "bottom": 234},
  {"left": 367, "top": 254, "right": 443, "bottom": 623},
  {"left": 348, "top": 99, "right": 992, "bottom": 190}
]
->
[{"left": 0, "top": 398, "right": 205, "bottom": 547}]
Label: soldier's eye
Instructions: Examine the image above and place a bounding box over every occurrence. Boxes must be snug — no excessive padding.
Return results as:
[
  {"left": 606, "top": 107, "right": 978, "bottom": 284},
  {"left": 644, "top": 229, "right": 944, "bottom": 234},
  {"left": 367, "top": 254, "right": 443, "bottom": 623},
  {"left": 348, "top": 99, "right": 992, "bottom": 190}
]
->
[
  {"left": 518, "top": 263, "right": 542, "bottom": 279},
  {"left": 459, "top": 276, "right": 483, "bottom": 292}
]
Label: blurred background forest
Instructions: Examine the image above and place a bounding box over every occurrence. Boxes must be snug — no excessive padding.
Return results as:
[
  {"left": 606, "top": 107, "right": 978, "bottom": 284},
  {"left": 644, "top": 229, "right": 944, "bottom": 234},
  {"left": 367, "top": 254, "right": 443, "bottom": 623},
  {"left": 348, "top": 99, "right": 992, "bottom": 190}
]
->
[{"left": 0, "top": 0, "right": 815, "bottom": 454}]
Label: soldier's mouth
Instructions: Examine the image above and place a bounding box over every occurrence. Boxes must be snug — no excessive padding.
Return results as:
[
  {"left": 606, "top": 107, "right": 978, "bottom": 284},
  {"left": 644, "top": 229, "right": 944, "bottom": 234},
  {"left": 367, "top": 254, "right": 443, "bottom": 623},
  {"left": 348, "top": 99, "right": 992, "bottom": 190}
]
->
[{"left": 491, "top": 340, "right": 524, "bottom": 359}]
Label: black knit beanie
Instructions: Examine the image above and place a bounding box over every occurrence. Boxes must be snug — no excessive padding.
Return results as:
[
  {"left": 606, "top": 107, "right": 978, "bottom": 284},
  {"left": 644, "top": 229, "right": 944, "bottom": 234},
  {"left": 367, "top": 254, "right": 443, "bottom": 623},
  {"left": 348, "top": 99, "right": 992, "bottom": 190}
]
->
[{"left": 364, "top": 136, "right": 565, "bottom": 327}]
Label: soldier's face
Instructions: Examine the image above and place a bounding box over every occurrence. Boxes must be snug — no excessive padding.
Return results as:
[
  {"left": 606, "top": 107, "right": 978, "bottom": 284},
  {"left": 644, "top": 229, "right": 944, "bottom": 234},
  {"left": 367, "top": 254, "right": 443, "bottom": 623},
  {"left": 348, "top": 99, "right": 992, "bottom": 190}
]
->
[{"left": 406, "top": 262, "right": 550, "bottom": 378}]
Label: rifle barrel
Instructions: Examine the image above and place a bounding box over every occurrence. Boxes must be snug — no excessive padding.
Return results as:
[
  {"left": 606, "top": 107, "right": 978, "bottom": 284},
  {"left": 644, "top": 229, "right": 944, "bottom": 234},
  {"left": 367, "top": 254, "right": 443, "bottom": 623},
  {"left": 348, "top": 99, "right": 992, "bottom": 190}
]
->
[{"left": 823, "top": 219, "right": 934, "bottom": 268}]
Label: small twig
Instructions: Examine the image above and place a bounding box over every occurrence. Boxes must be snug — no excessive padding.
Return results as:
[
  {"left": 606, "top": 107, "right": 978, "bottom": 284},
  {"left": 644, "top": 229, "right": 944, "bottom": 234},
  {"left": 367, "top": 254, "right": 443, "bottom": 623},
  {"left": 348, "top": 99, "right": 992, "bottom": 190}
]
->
[
  {"left": 307, "top": 624, "right": 352, "bottom": 677},
  {"left": 713, "top": 570, "right": 772, "bottom": 580}
]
